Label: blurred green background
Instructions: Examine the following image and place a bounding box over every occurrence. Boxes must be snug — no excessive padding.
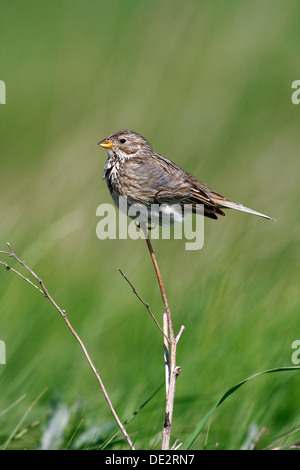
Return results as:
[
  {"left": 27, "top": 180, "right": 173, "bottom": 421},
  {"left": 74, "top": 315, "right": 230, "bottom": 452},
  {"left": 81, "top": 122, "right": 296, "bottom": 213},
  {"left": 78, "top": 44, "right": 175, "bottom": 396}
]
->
[{"left": 0, "top": 0, "right": 299, "bottom": 450}]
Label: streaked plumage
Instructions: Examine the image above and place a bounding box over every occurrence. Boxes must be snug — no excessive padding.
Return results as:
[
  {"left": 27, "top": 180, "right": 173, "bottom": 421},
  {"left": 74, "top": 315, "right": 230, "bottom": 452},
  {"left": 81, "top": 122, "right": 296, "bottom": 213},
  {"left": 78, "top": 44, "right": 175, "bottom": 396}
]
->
[{"left": 98, "top": 130, "right": 274, "bottom": 223}]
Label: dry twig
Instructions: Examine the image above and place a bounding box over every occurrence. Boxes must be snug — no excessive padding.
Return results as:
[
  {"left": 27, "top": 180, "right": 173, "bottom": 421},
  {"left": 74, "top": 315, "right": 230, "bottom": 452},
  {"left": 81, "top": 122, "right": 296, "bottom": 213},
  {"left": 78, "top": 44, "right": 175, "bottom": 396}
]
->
[
  {"left": 118, "top": 268, "right": 170, "bottom": 343},
  {"left": 118, "top": 224, "right": 185, "bottom": 449},
  {"left": 139, "top": 223, "right": 185, "bottom": 450},
  {"left": 0, "top": 243, "right": 135, "bottom": 450}
]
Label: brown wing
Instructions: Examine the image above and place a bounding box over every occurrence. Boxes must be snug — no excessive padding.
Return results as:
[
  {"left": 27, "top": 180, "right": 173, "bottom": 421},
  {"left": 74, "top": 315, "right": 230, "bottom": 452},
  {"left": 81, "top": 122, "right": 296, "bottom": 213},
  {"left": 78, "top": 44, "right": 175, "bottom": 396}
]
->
[{"left": 122, "top": 153, "right": 225, "bottom": 219}]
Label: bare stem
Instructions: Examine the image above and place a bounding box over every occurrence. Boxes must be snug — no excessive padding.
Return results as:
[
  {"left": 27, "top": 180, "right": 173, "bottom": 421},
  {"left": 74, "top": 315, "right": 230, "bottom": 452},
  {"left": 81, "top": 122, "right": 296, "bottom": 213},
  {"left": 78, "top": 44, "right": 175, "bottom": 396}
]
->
[
  {"left": 139, "top": 224, "right": 185, "bottom": 450},
  {"left": 163, "top": 312, "right": 170, "bottom": 399},
  {"left": 1, "top": 243, "right": 135, "bottom": 450},
  {"left": 118, "top": 268, "right": 170, "bottom": 343},
  {"left": 140, "top": 226, "right": 175, "bottom": 343}
]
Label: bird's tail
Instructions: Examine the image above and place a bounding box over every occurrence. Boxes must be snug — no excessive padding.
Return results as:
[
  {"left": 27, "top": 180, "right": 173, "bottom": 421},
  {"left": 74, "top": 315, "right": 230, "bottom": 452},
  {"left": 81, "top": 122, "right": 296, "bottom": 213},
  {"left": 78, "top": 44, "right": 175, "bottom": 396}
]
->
[{"left": 214, "top": 199, "right": 275, "bottom": 221}]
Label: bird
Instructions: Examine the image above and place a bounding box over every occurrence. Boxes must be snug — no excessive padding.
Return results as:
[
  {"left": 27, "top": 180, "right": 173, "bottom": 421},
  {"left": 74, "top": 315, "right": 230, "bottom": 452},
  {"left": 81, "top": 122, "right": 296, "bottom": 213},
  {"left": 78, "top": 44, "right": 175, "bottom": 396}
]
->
[{"left": 98, "top": 129, "right": 274, "bottom": 225}]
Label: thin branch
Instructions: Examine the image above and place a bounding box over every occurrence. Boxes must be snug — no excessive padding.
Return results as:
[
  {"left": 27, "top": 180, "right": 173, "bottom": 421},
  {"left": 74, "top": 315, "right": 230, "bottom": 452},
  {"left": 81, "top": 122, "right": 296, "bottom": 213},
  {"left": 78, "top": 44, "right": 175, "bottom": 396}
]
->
[
  {"left": 139, "top": 223, "right": 185, "bottom": 450},
  {"left": 140, "top": 226, "right": 175, "bottom": 343},
  {"left": 1, "top": 243, "right": 135, "bottom": 450},
  {"left": 176, "top": 325, "right": 185, "bottom": 344},
  {"left": 0, "top": 260, "right": 44, "bottom": 294},
  {"left": 163, "top": 312, "right": 170, "bottom": 399},
  {"left": 118, "top": 268, "right": 170, "bottom": 343}
]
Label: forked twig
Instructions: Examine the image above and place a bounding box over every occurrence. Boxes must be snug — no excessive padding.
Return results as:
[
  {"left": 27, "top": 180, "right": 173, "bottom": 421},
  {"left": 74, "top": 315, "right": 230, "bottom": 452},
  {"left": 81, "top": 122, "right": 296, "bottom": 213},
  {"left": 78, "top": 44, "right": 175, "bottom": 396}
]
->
[
  {"left": 139, "top": 223, "right": 185, "bottom": 450},
  {"left": 118, "top": 268, "right": 170, "bottom": 343},
  {"left": 0, "top": 259, "right": 44, "bottom": 294},
  {"left": 0, "top": 243, "right": 135, "bottom": 450}
]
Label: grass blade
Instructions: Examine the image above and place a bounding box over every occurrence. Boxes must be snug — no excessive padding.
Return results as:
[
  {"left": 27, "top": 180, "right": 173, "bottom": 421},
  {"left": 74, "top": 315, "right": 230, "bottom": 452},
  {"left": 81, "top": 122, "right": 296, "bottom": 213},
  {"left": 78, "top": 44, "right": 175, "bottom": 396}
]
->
[
  {"left": 0, "top": 394, "right": 27, "bottom": 419},
  {"left": 2, "top": 387, "right": 48, "bottom": 450},
  {"left": 186, "top": 366, "right": 300, "bottom": 449},
  {"left": 99, "top": 383, "right": 164, "bottom": 450}
]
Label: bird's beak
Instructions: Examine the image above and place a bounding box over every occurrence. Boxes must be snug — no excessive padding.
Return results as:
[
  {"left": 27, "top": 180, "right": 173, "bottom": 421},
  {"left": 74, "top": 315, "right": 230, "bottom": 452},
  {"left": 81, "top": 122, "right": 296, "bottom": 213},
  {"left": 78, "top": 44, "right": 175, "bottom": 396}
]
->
[{"left": 98, "top": 139, "right": 114, "bottom": 149}]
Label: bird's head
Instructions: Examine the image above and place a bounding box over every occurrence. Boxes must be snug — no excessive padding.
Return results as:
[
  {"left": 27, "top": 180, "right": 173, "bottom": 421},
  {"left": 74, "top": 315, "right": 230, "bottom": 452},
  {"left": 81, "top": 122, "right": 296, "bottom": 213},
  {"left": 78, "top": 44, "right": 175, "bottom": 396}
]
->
[{"left": 98, "top": 130, "right": 153, "bottom": 159}]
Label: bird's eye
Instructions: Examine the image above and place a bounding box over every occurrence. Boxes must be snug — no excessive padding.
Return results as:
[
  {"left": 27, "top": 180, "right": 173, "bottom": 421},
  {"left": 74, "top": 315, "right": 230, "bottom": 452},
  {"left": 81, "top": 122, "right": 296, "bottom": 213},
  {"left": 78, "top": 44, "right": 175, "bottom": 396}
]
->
[{"left": 120, "top": 138, "right": 126, "bottom": 144}]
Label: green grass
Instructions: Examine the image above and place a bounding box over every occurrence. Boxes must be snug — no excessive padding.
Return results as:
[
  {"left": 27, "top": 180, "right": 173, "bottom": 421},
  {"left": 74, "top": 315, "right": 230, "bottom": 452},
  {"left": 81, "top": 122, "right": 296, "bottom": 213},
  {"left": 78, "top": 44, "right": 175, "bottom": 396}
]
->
[{"left": 0, "top": 0, "right": 300, "bottom": 450}]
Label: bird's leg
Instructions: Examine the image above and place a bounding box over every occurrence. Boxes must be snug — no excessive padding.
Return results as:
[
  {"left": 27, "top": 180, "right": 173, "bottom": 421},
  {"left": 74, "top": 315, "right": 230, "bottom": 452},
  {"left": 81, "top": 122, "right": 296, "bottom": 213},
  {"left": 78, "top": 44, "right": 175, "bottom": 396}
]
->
[{"left": 134, "top": 221, "right": 156, "bottom": 231}]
